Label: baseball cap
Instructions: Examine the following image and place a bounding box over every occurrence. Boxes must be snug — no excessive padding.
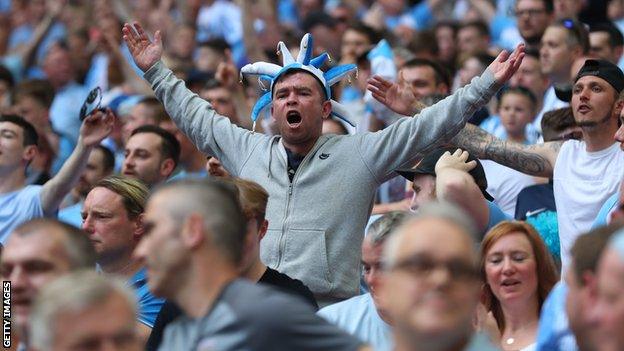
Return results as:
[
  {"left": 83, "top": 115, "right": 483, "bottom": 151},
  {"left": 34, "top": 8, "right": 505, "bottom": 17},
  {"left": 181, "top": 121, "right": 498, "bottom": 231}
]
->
[
  {"left": 559, "top": 59, "right": 624, "bottom": 102},
  {"left": 397, "top": 147, "right": 494, "bottom": 202}
]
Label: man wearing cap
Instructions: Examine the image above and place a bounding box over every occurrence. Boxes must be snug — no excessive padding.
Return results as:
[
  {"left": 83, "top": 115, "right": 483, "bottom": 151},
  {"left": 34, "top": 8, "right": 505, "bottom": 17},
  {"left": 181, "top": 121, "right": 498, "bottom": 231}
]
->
[
  {"left": 398, "top": 148, "right": 507, "bottom": 235},
  {"left": 122, "top": 22, "right": 524, "bottom": 305},
  {"left": 371, "top": 58, "right": 624, "bottom": 272}
]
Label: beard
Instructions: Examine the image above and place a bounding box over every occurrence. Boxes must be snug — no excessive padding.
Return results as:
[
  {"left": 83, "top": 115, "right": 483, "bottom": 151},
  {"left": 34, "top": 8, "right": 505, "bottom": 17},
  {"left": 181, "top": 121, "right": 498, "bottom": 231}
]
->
[{"left": 576, "top": 113, "right": 613, "bottom": 128}]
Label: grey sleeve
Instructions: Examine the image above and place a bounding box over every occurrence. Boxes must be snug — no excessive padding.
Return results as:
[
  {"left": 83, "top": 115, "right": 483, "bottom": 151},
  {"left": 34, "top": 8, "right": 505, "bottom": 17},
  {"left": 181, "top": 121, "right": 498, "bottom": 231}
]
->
[
  {"left": 248, "top": 296, "right": 365, "bottom": 351},
  {"left": 143, "top": 61, "right": 265, "bottom": 175},
  {"left": 357, "top": 70, "right": 501, "bottom": 183}
]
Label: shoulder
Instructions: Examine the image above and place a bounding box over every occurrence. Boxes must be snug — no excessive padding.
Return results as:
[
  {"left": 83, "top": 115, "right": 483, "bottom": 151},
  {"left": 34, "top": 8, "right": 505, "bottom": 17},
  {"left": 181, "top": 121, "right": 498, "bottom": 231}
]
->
[{"left": 318, "top": 294, "right": 371, "bottom": 321}]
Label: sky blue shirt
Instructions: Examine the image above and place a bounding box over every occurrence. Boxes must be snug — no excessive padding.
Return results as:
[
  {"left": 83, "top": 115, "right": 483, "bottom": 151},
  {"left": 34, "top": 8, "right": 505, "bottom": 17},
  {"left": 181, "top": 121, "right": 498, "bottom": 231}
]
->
[
  {"left": 58, "top": 201, "right": 83, "bottom": 228},
  {"left": 535, "top": 282, "right": 578, "bottom": 351},
  {"left": 592, "top": 192, "right": 619, "bottom": 229},
  {"left": 130, "top": 268, "right": 165, "bottom": 328},
  {"left": 0, "top": 185, "right": 43, "bottom": 243},
  {"left": 318, "top": 293, "right": 393, "bottom": 351}
]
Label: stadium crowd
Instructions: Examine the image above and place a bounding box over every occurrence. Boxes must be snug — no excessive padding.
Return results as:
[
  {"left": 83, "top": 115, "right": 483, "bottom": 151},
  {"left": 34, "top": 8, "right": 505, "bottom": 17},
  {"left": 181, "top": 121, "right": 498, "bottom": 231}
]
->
[{"left": 2, "top": 0, "right": 624, "bottom": 350}]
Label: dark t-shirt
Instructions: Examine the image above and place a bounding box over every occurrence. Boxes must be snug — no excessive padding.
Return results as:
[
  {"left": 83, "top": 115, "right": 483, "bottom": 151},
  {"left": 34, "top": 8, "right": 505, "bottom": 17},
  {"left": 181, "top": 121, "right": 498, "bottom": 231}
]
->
[{"left": 146, "top": 267, "right": 318, "bottom": 351}]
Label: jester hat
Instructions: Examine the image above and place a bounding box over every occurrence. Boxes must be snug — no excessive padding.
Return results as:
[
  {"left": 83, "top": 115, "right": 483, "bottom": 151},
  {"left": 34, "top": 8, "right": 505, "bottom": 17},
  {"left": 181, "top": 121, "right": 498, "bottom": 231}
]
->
[{"left": 240, "top": 33, "right": 358, "bottom": 131}]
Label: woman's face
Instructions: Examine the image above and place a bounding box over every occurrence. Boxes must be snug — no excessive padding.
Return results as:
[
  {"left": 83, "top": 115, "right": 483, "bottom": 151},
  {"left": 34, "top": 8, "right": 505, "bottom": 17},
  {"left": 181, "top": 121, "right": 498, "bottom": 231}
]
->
[{"left": 485, "top": 232, "right": 539, "bottom": 305}]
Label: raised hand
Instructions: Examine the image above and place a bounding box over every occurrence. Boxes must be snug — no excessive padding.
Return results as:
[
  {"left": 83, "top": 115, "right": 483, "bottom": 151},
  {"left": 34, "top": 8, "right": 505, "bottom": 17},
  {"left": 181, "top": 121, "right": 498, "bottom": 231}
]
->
[
  {"left": 487, "top": 43, "right": 525, "bottom": 84},
  {"left": 122, "top": 22, "right": 163, "bottom": 72},
  {"left": 366, "top": 75, "right": 423, "bottom": 116},
  {"left": 79, "top": 108, "right": 114, "bottom": 147},
  {"left": 434, "top": 149, "right": 477, "bottom": 175}
]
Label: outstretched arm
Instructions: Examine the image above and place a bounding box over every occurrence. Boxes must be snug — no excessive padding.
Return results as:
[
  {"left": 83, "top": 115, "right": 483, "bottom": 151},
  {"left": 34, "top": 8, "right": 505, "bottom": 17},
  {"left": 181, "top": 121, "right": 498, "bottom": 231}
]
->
[
  {"left": 451, "top": 123, "right": 561, "bottom": 178},
  {"left": 40, "top": 110, "right": 114, "bottom": 215}
]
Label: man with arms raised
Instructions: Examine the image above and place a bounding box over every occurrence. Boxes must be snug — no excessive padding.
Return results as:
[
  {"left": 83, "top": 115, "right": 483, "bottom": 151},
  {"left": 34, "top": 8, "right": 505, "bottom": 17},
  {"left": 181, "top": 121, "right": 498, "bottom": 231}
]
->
[
  {"left": 369, "top": 59, "right": 624, "bottom": 272},
  {"left": 123, "top": 22, "right": 524, "bottom": 304},
  {"left": 0, "top": 111, "right": 113, "bottom": 242}
]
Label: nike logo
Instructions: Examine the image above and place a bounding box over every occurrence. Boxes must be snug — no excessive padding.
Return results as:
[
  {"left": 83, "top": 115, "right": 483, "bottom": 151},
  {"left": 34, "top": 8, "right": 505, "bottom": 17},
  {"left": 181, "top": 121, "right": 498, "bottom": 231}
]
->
[
  {"left": 526, "top": 208, "right": 547, "bottom": 217},
  {"left": 319, "top": 153, "right": 330, "bottom": 160}
]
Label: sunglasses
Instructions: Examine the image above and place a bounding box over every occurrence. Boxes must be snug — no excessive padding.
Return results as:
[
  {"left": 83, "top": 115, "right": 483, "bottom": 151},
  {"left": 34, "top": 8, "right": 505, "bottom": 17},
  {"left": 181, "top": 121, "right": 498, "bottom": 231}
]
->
[{"left": 80, "top": 86, "right": 104, "bottom": 121}]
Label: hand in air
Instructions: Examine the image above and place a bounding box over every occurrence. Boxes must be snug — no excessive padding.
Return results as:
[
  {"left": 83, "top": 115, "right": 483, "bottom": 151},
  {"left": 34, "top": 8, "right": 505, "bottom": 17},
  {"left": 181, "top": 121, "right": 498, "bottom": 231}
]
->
[
  {"left": 488, "top": 43, "right": 525, "bottom": 84},
  {"left": 366, "top": 75, "right": 421, "bottom": 116},
  {"left": 434, "top": 149, "right": 477, "bottom": 175},
  {"left": 122, "top": 22, "right": 163, "bottom": 72}
]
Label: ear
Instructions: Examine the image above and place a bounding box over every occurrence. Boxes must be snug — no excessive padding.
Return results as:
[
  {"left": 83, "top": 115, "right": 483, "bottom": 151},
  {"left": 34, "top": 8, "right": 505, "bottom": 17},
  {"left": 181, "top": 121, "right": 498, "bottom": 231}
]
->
[
  {"left": 22, "top": 145, "right": 37, "bottom": 163},
  {"left": 321, "top": 100, "right": 332, "bottom": 120},
  {"left": 182, "top": 213, "right": 205, "bottom": 249},
  {"left": 160, "top": 158, "right": 176, "bottom": 178},
  {"left": 132, "top": 213, "right": 145, "bottom": 241},
  {"left": 258, "top": 219, "right": 268, "bottom": 242}
]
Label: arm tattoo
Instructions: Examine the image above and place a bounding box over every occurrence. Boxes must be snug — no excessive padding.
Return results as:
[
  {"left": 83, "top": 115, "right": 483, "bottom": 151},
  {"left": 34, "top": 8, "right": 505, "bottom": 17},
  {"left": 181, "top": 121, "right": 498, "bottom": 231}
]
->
[{"left": 451, "top": 124, "right": 560, "bottom": 177}]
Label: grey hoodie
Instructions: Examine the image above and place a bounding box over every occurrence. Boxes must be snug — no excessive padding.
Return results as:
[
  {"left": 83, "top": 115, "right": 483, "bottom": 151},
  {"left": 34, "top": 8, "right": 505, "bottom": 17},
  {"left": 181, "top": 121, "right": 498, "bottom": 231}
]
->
[{"left": 144, "top": 61, "right": 500, "bottom": 305}]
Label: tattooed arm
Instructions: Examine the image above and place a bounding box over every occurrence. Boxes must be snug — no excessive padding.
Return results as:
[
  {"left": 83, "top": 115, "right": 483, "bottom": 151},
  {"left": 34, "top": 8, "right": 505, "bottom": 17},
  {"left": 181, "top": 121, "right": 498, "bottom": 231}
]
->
[{"left": 451, "top": 124, "right": 562, "bottom": 178}]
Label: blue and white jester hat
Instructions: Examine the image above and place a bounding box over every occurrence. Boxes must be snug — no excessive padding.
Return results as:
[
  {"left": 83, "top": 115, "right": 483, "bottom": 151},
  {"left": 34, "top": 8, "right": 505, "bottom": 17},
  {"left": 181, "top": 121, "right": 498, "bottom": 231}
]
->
[{"left": 240, "top": 33, "right": 358, "bottom": 131}]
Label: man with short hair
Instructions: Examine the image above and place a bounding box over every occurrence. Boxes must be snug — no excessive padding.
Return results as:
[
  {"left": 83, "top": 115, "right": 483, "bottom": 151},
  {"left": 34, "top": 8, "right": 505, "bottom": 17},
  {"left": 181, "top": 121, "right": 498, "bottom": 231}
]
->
[
  {"left": 123, "top": 22, "right": 523, "bottom": 304},
  {"left": 199, "top": 79, "right": 240, "bottom": 124},
  {"left": 381, "top": 202, "right": 498, "bottom": 351},
  {"left": 457, "top": 20, "right": 491, "bottom": 57},
  {"left": 589, "top": 22, "right": 624, "bottom": 65},
  {"left": 539, "top": 18, "right": 589, "bottom": 125},
  {"left": 0, "top": 111, "right": 113, "bottom": 242},
  {"left": 592, "top": 227, "right": 624, "bottom": 350},
  {"left": 58, "top": 145, "right": 115, "bottom": 227},
  {"left": 399, "top": 58, "right": 450, "bottom": 101},
  {"left": 318, "top": 212, "right": 408, "bottom": 351},
  {"left": 121, "top": 96, "right": 168, "bottom": 142},
  {"left": 81, "top": 175, "right": 164, "bottom": 342},
  {"left": 515, "top": 0, "right": 555, "bottom": 50},
  {"left": 369, "top": 58, "right": 624, "bottom": 272},
  {"left": 122, "top": 125, "right": 180, "bottom": 188},
  {"left": 135, "top": 179, "right": 367, "bottom": 350},
  {"left": 30, "top": 271, "right": 143, "bottom": 351},
  {"left": 1, "top": 218, "right": 97, "bottom": 349}
]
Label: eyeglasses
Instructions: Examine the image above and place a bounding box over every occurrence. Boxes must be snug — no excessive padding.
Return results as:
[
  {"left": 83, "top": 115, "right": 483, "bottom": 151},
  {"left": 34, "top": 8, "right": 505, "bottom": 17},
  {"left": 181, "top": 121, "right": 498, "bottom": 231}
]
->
[
  {"left": 514, "top": 8, "right": 546, "bottom": 17},
  {"left": 388, "top": 254, "right": 479, "bottom": 282},
  {"left": 80, "top": 86, "right": 103, "bottom": 121}
]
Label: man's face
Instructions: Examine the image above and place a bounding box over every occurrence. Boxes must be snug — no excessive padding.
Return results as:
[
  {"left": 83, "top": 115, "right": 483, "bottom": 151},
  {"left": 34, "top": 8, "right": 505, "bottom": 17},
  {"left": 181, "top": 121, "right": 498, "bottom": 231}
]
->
[
  {"left": 1, "top": 230, "right": 72, "bottom": 330},
  {"left": 341, "top": 29, "right": 371, "bottom": 63},
  {"left": 435, "top": 25, "right": 456, "bottom": 63},
  {"left": 509, "top": 56, "right": 548, "bottom": 100},
  {"left": 271, "top": 72, "right": 331, "bottom": 151},
  {"left": 593, "top": 249, "right": 624, "bottom": 350},
  {"left": 400, "top": 66, "right": 447, "bottom": 99},
  {"left": 515, "top": 0, "right": 552, "bottom": 43},
  {"left": 43, "top": 47, "right": 74, "bottom": 88},
  {"left": 134, "top": 191, "right": 189, "bottom": 298},
  {"left": 51, "top": 293, "right": 141, "bottom": 351},
  {"left": 589, "top": 32, "right": 619, "bottom": 64},
  {"left": 200, "top": 87, "right": 238, "bottom": 123},
  {"left": 122, "top": 133, "right": 170, "bottom": 187},
  {"left": 565, "top": 262, "right": 601, "bottom": 343},
  {"left": 409, "top": 174, "right": 436, "bottom": 213},
  {"left": 457, "top": 27, "right": 488, "bottom": 56},
  {"left": 362, "top": 237, "right": 386, "bottom": 310},
  {"left": 0, "top": 121, "right": 31, "bottom": 171},
  {"left": 381, "top": 218, "right": 480, "bottom": 343},
  {"left": 458, "top": 57, "right": 486, "bottom": 88},
  {"left": 15, "top": 96, "right": 49, "bottom": 127},
  {"left": 122, "top": 103, "right": 155, "bottom": 142},
  {"left": 571, "top": 75, "right": 618, "bottom": 128},
  {"left": 75, "top": 148, "right": 110, "bottom": 197},
  {"left": 540, "top": 26, "right": 576, "bottom": 80},
  {"left": 81, "top": 187, "right": 140, "bottom": 263},
  {"left": 554, "top": 0, "right": 583, "bottom": 19}
]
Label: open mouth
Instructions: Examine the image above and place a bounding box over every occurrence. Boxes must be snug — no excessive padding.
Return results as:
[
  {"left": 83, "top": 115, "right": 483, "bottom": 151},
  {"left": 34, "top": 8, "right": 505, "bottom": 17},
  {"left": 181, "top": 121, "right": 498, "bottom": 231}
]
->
[
  {"left": 578, "top": 105, "right": 591, "bottom": 113},
  {"left": 286, "top": 111, "right": 302, "bottom": 126}
]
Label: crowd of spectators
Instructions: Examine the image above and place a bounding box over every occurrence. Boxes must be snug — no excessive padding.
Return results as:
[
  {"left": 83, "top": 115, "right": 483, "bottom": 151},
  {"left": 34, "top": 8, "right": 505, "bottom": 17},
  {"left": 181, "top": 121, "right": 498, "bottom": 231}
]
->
[{"left": 2, "top": 0, "right": 624, "bottom": 350}]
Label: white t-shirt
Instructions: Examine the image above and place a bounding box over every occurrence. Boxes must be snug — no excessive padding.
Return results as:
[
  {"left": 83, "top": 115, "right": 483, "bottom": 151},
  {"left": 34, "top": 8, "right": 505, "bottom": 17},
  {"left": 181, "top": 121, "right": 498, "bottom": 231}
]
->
[
  {"left": 554, "top": 141, "right": 624, "bottom": 271},
  {"left": 481, "top": 160, "right": 537, "bottom": 217}
]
